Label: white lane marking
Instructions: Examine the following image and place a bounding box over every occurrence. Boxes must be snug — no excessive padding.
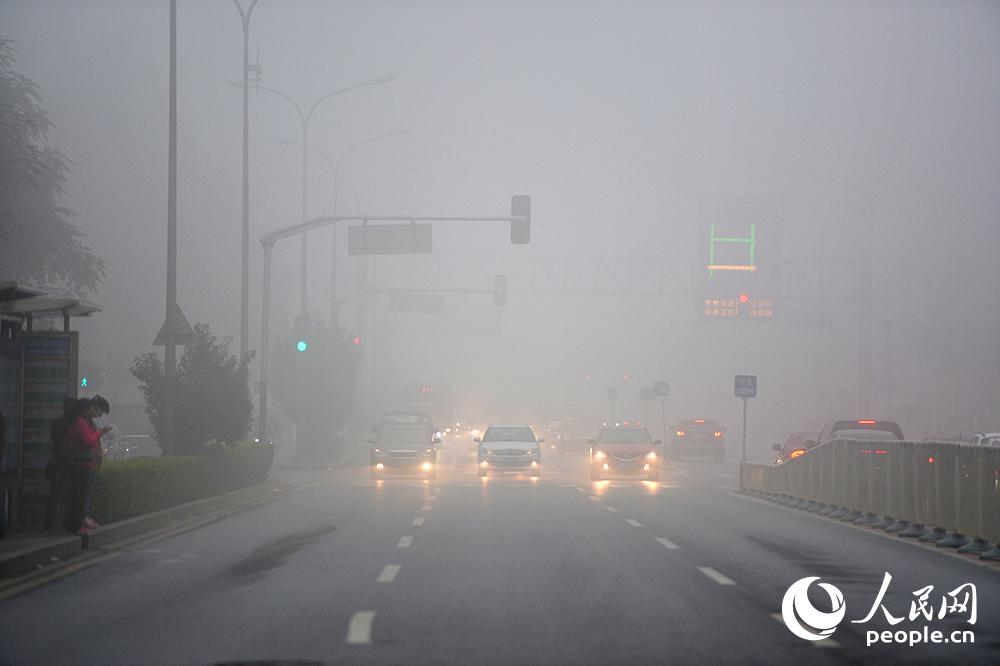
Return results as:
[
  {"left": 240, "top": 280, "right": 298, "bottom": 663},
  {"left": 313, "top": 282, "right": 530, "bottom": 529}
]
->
[
  {"left": 625, "top": 519, "right": 644, "bottom": 527},
  {"left": 715, "top": 473, "right": 735, "bottom": 478},
  {"left": 377, "top": 564, "right": 401, "bottom": 583},
  {"left": 698, "top": 566, "right": 735, "bottom": 586},
  {"left": 769, "top": 614, "right": 839, "bottom": 648},
  {"left": 575, "top": 487, "right": 587, "bottom": 493},
  {"left": 346, "top": 611, "right": 376, "bottom": 645},
  {"left": 588, "top": 495, "right": 600, "bottom": 501},
  {"left": 412, "top": 517, "right": 425, "bottom": 526},
  {"left": 655, "top": 537, "right": 679, "bottom": 550},
  {"left": 660, "top": 484, "right": 682, "bottom": 489},
  {"left": 421, "top": 504, "right": 433, "bottom": 511},
  {"left": 397, "top": 536, "right": 413, "bottom": 548},
  {"left": 604, "top": 506, "right": 619, "bottom": 512}
]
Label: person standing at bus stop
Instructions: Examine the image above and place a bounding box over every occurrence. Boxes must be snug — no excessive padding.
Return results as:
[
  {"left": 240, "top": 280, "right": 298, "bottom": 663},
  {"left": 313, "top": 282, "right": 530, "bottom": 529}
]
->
[{"left": 66, "top": 399, "right": 110, "bottom": 535}]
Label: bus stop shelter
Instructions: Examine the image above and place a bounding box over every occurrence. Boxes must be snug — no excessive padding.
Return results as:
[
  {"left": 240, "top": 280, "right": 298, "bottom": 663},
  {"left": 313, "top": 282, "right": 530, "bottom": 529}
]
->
[{"left": 1, "top": 282, "right": 100, "bottom": 529}]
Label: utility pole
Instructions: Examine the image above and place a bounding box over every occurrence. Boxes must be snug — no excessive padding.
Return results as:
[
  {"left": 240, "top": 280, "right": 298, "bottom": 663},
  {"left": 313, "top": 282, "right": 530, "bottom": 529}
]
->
[
  {"left": 859, "top": 248, "right": 872, "bottom": 415},
  {"left": 233, "top": 0, "right": 260, "bottom": 361},
  {"left": 155, "top": 0, "right": 194, "bottom": 452}
]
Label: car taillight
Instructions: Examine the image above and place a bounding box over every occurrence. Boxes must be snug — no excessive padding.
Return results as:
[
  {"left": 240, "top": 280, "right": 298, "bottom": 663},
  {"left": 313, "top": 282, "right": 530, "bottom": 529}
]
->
[
  {"left": 675, "top": 430, "right": 685, "bottom": 437},
  {"left": 694, "top": 419, "right": 705, "bottom": 424},
  {"left": 789, "top": 449, "right": 806, "bottom": 459},
  {"left": 857, "top": 419, "right": 877, "bottom": 425},
  {"left": 875, "top": 449, "right": 888, "bottom": 455},
  {"left": 713, "top": 431, "right": 722, "bottom": 438}
]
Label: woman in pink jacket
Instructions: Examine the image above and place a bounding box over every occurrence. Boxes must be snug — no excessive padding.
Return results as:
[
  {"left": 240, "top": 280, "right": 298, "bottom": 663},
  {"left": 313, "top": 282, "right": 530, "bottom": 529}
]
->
[{"left": 66, "top": 398, "right": 110, "bottom": 535}]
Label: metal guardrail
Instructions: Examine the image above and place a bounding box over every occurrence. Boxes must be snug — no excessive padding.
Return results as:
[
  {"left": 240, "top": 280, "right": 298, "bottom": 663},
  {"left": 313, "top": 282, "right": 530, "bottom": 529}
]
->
[{"left": 742, "top": 440, "right": 1000, "bottom": 560}]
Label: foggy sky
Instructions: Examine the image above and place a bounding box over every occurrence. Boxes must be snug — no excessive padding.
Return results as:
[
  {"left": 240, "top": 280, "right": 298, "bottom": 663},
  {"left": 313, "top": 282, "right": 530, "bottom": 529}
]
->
[{"left": 3, "top": 0, "right": 998, "bottom": 450}]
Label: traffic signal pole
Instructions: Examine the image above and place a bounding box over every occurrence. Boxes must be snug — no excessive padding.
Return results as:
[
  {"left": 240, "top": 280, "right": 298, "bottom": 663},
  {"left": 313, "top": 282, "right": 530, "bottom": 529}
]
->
[
  {"left": 255, "top": 204, "right": 530, "bottom": 447},
  {"left": 740, "top": 396, "right": 748, "bottom": 490}
]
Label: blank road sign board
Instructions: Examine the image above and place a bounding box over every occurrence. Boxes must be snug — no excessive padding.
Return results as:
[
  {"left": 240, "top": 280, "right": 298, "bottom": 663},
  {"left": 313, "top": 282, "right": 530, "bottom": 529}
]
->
[
  {"left": 734, "top": 375, "right": 757, "bottom": 398},
  {"left": 653, "top": 380, "right": 671, "bottom": 398},
  {"left": 348, "top": 223, "right": 432, "bottom": 255}
]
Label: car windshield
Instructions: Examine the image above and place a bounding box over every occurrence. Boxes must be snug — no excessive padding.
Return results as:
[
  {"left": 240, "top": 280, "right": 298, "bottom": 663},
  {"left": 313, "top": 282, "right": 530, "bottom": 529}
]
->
[
  {"left": 597, "top": 429, "right": 652, "bottom": 444},
  {"left": 678, "top": 420, "right": 719, "bottom": 430},
  {"left": 377, "top": 427, "right": 430, "bottom": 445},
  {"left": 482, "top": 426, "right": 535, "bottom": 442},
  {"left": 831, "top": 429, "right": 900, "bottom": 441},
  {"left": 382, "top": 413, "right": 429, "bottom": 426}
]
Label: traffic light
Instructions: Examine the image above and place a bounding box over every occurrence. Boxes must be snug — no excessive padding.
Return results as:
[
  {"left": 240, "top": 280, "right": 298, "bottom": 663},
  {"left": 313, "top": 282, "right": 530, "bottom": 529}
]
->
[
  {"left": 292, "top": 315, "right": 311, "bottom": 353},
  {"left": 494, "top": 274, "right": 508, "bottom": 307},
  {"left": 79, "top": 362, "right": 108, "bottom": 391},
  {"left": 351, "top": 335, "right": 362, "bottom": 346},
  {"left": 510, "top": 195, "right": 531, "bottom": 244}
]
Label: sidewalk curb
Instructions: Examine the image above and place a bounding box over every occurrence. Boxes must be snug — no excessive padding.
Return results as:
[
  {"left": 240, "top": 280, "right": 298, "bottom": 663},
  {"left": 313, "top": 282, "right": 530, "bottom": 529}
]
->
[
  {"left": 82, "top": 478, "right": 285, "bottom": 549},
  {"left": 0, "top": 478, "right": 288, "bottom": 587},
  {"left": 0, "top": 535, "right": 83, "bottom": 579}
]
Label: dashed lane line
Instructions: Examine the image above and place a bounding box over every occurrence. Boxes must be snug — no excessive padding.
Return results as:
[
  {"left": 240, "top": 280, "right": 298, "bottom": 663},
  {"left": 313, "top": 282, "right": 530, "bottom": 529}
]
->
[
  {"left": 412, "top": 517, "right": 425, "bottom": 526},
  {"left": 625, "top": 519, "right": 644, "bottom": 527},
  {"left": 604, "top": 506, "right": 619, "bottom": 512},
  {"left": 377, "top": 564, "right": 401, "bottom": 583},
  {"left": 769, "top": 613, "right": 840, "bottom": 648},
  {"left": 575, "top": 487, "right": 587, "bottom": 493},
  {"left": 421, "top": 504, "right": 433, "bottom": 511},
  {"left": 588, "top": 495, "right": 601, "bottom": 501},
  {"left": 397, "top": 536, "right": 413, "bottom": 548},
  {"left": 346, "top": 611, "right": 376, "bottom": 645},
  {"left": 697, "top": 566, "right": 735, "bottom": 586},
  {"left": 655, "top": 537, "right": 680, "bottom": 550}
]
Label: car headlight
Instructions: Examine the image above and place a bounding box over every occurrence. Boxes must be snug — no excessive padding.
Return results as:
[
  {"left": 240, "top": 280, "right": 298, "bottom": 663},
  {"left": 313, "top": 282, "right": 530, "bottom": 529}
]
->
[
  {"left": 646, "top": 451, "right": 657, "bottom": 461},
  {"left": 425, "top": 448, "right": 434, "bottom": 453},
  {"left": 594, "top": 450, "right": 606, "bottom": 460},
  {"left": 373, "top": 448, "right": 382, "bottom": 453}
]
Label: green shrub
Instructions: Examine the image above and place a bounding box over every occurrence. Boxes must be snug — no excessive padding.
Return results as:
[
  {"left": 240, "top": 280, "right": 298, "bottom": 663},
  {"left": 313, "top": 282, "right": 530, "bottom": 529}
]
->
[{"left": 92, "top": 441, "right": 274, "bottom": 524}]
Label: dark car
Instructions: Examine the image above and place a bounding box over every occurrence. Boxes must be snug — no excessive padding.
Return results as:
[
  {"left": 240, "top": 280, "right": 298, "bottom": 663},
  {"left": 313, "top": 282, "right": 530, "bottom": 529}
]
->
[
  {"left": 549, "top": 416, "right": 603, "bottom": 455},
  {"left": 369, "top": 424, "right": 439, "bottom": 479},
  {"left": 815, "top": 419, "right": 904, "bottom": 446},
  {"left": 772, "top": 431, "right": 819, "bottom": 464},
  {"left": 589, "top": 426, "right": 662, "bottom": 481},
  {"left": 670, "top": 419, "right": 725, "bottom": 462}
]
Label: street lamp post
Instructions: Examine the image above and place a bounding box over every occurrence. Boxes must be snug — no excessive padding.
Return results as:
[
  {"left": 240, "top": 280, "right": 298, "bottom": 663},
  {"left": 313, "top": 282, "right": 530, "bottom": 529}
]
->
[
  {"left": 232, "top": 0, "right": 259, "bottom": 362},
  {"left": 229, "top": 75, "right": 396, "bottom": 316},
  {"left": 273, "top": 129, "right": 409, "bottom": 323}
]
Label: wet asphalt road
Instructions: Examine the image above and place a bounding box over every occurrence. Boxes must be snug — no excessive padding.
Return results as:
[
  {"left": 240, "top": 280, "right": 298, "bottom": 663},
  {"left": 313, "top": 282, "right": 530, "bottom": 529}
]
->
[{"left": 1, "top": 445, "right": 998, "bottom": 665}]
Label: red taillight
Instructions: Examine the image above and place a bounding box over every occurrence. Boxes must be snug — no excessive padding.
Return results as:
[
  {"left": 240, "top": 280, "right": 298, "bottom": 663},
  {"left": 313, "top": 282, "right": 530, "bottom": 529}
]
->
[
  {"left": 928, "top": 456, "right": 935, "bottom": 464},
  {"left": 675, "top": 430, "right": 685, "bottom": 437},
  {"left": 694, "top": 419, "right": 705, "bottom": 424},
  {"left": 857, "top": 419, "right": 877, "bottom": 425},
  {"left": 875, "top": 449, "right": 888, "bottom": 455},
  {"left": 713, "top": 431, "right": 722, "bottom": 438},
  {"left": 789, "top": 449, "right": 806, "bottom": 459}
]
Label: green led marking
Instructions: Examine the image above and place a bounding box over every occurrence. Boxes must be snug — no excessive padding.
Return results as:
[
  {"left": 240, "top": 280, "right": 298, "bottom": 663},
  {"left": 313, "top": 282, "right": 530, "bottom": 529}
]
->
[{"left": 707, "top": 223, "right": 756, "bottom": 277}]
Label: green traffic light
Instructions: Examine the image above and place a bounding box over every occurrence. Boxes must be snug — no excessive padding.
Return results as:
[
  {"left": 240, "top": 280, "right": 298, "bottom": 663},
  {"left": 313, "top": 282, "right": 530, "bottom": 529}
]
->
[
  {"left": 81, "top": 377, "right": 88, "bottom": 388},
  {"left": 296, "top": 340, "right": 308, "bottom": 352}
]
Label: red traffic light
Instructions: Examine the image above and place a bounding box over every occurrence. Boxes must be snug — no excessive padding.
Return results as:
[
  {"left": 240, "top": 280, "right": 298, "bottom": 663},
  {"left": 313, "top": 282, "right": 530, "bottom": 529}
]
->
[
  {"left": 739, "top": 293, "right": 749, "bottom": 304},
  {"left": 351, "top": 336, "right": 361, "bottom": 346}
]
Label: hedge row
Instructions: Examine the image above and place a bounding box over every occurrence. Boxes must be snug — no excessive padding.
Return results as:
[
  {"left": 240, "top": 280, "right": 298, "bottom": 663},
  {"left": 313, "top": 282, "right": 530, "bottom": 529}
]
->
[{"left": 92, "top": 441, "right": 274, "bottom": 524}]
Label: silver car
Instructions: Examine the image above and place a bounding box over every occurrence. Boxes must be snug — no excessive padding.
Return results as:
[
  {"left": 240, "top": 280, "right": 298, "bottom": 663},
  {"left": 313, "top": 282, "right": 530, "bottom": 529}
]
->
[{"left": 475, "top": 424, "right": 543, "bottom": 477}]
